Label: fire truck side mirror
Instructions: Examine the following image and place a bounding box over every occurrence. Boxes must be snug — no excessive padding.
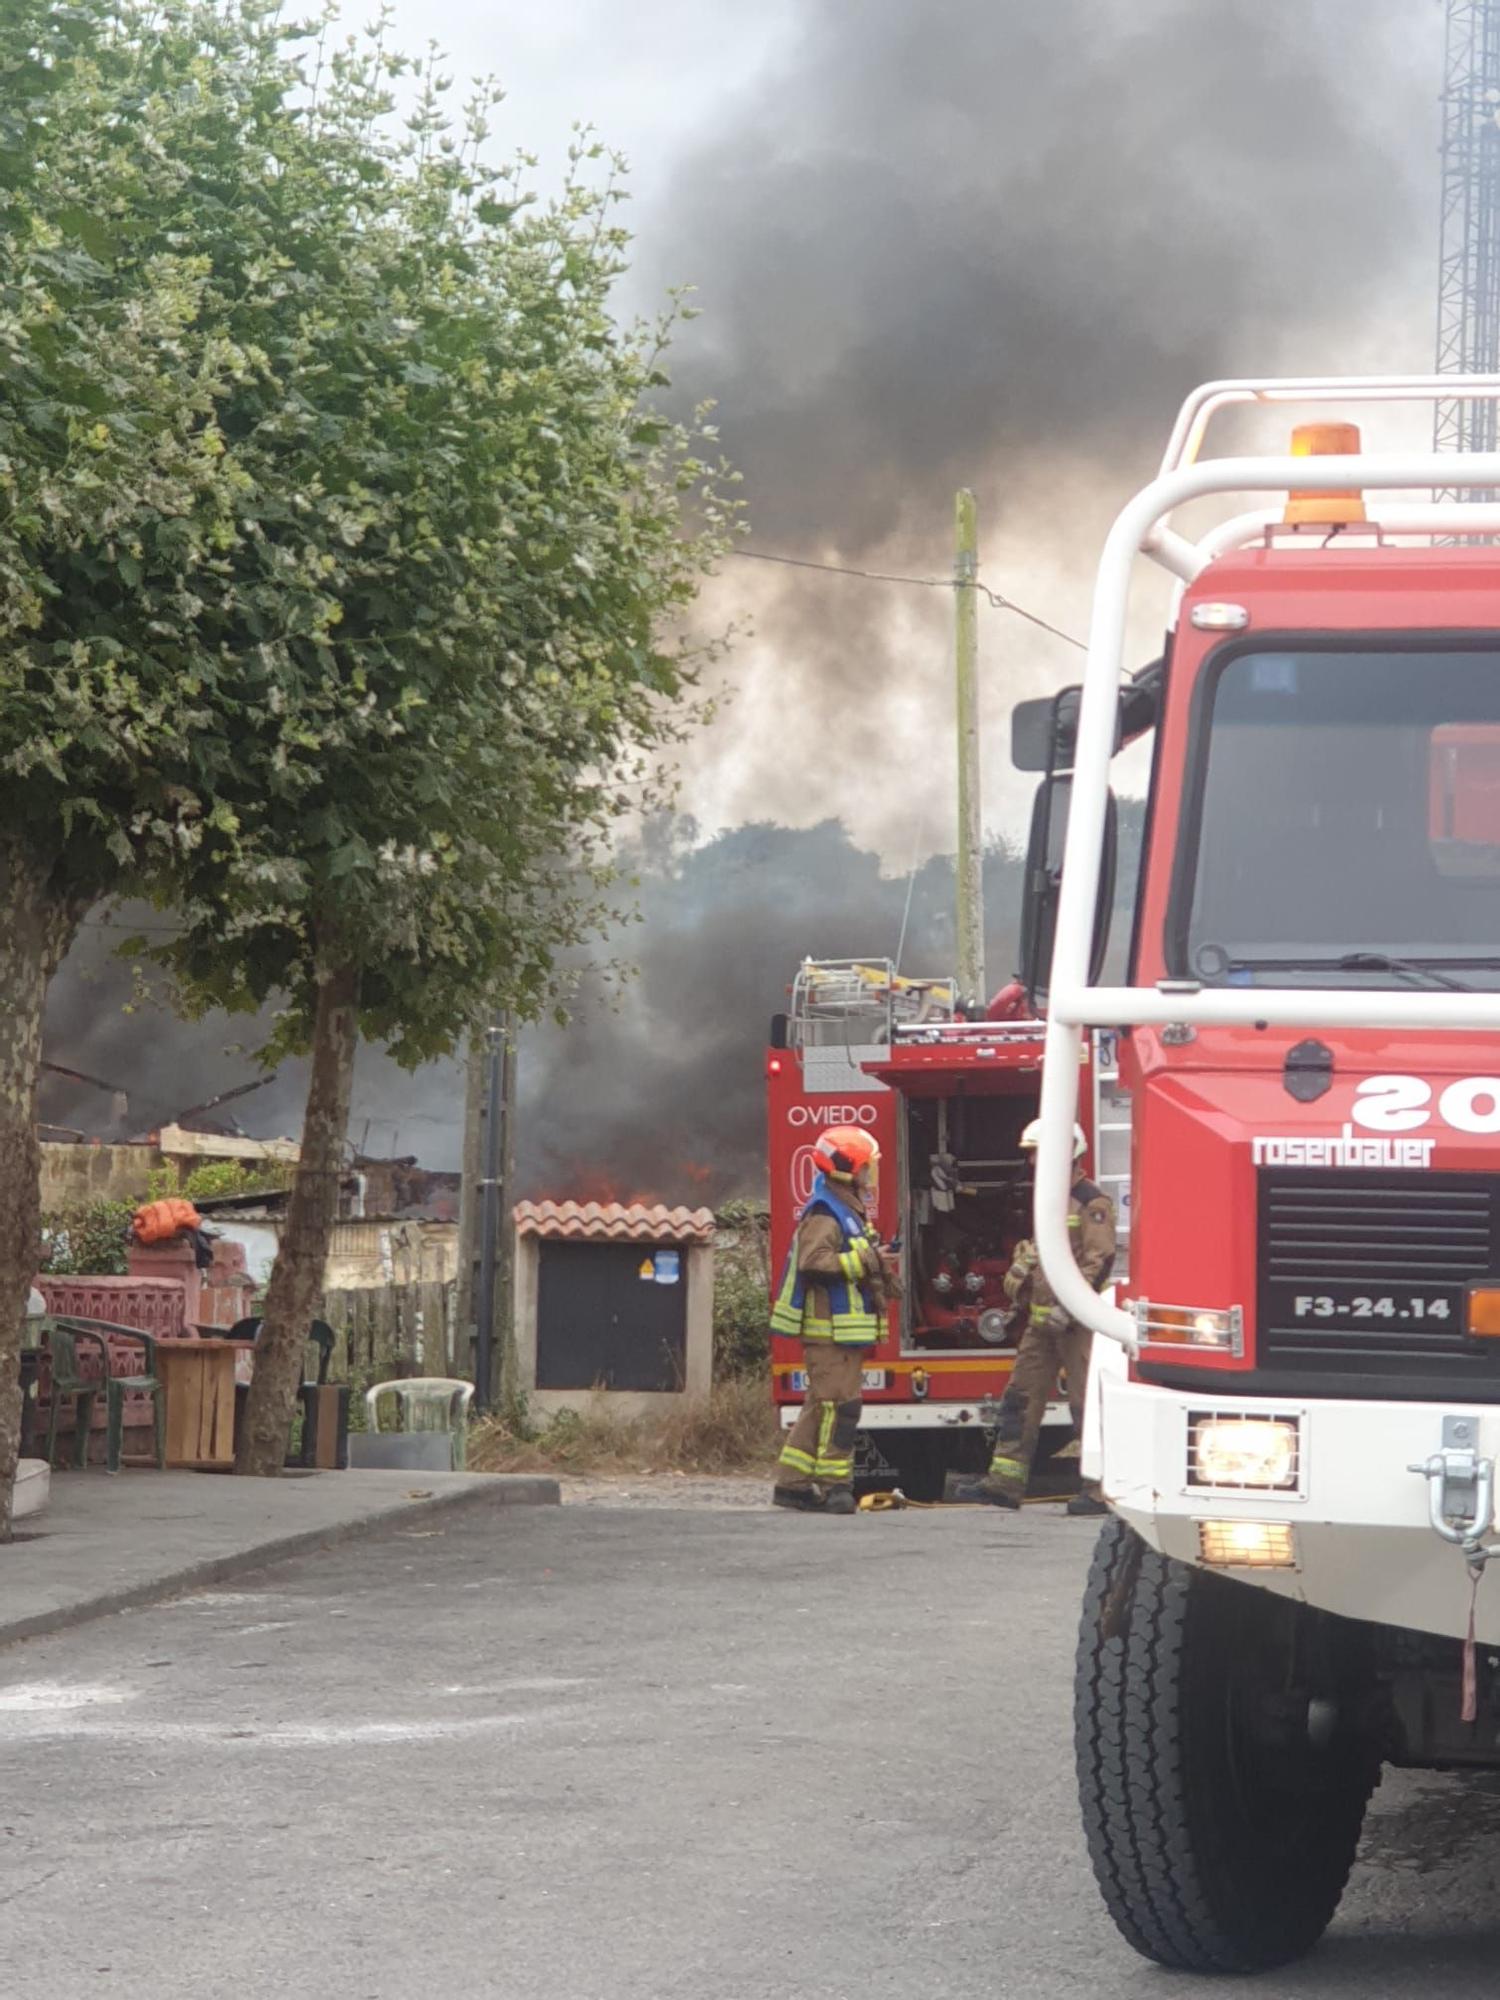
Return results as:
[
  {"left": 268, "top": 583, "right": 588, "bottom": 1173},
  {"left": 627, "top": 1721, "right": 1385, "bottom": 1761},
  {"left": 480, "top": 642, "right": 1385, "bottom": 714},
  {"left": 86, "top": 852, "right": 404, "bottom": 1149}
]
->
[
  {"left": 1010, "top": 658, "right": 1163, "bottom": 774},
  {"left": 769, "top": 1013, "right": 790, "bottom": 1050},
  {"left": 1011, "top": 689, "right": 1079, "bottom": 772},
  {"left": 1019, "top": 774, "right": 1117, "bottom": 1010}
]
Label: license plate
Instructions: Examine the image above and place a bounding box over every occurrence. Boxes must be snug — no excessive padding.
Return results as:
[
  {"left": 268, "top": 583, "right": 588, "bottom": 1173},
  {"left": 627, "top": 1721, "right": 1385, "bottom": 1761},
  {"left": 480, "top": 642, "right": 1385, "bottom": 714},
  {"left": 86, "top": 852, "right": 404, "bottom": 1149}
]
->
[
  {"left": 789, "top": 1368, "right": 888, "bottom": 1393},
  {"left": 1279, "top": 1286, "right": 1455, "bottom": 1328}
]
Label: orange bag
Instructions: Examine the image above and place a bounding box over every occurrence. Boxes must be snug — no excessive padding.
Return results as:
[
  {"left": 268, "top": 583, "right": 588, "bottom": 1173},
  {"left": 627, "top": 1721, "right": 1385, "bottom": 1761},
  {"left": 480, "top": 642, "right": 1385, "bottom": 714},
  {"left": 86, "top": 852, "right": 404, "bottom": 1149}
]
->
[{"left": 132, "top": 1197, "right": 203, "bottom": 1244}]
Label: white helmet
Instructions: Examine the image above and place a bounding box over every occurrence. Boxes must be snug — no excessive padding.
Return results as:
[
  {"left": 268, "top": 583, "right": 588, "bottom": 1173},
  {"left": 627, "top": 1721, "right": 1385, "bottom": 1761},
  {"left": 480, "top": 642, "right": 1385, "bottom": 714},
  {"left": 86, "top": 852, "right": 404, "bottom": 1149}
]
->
[{"left": 1020, "top": 1118, "right": 1086, "bottom": 1159}]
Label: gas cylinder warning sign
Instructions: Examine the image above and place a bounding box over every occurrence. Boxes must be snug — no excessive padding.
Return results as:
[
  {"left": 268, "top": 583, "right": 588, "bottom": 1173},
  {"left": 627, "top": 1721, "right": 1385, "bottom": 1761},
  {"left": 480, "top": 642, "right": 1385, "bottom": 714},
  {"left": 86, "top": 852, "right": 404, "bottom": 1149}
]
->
[{"left": 639, "top": 1251, "right": 681, "bottom": 1284}]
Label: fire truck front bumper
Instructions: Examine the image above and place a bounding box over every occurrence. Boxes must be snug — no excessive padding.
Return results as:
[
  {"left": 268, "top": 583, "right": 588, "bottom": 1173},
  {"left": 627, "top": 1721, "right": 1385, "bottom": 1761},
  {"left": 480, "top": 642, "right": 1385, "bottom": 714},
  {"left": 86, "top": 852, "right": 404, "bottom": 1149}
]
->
[{"left": 1087, "top": 1351, "right": 1500, "bottom": 1646}]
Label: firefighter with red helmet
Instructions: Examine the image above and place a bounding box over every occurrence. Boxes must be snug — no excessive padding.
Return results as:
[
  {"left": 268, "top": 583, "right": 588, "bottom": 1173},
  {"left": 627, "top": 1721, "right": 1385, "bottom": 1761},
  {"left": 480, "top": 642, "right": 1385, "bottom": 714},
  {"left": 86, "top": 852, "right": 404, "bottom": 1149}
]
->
[
  {"left": 770, "top": 1125, "right": 895, "bottom": 1514},
  {"left": 948, "top": 1119, "right": 1116, "bottom": 1515}
]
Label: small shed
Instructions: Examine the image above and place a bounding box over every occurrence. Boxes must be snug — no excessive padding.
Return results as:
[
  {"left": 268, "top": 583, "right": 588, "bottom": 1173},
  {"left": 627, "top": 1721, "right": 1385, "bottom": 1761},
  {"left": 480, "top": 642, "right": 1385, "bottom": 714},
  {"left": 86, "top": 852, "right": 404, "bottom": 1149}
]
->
[{"left": 513, "top": 1201, "right": 716, "bottom": 1416}]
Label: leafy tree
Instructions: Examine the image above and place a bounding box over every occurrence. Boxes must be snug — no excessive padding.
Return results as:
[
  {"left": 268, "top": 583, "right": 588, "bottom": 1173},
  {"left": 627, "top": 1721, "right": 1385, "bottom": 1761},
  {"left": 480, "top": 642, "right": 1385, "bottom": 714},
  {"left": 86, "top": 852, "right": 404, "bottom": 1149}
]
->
[
  {"left": 0, "top": 1, "right": 257, "bottom": 1530},
  {"left": 0, "top": 0, "right": 734, "bottom": 1520},
  {"left": 113, "top": 11, "right": 738, "bottom": 1471}
]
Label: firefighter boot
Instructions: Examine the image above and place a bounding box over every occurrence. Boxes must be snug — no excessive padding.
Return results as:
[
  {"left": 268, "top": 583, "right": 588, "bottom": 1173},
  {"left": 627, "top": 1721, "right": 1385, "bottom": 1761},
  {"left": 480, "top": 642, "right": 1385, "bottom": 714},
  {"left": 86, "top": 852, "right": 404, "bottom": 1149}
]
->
[
  {"left": 1065, "top": 1491, "right": 1108, "bottom": 1518},
  {"left": 823, "top": 1489, "right": 857, "bottom": 1516},
  {"left": 772, "top": 1487, "right": 826, "bottom": 1512},
  {"left": 943, "top": 1471, "right": 1021, "bottom": 1508}
]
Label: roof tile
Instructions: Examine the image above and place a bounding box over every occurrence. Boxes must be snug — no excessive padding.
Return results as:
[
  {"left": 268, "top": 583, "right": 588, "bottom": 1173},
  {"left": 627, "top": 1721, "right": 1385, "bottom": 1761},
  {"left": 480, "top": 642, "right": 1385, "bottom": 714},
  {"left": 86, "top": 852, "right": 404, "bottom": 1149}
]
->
[{"left": 513, "top": 1199, "right": 716, "bottom": 1245}]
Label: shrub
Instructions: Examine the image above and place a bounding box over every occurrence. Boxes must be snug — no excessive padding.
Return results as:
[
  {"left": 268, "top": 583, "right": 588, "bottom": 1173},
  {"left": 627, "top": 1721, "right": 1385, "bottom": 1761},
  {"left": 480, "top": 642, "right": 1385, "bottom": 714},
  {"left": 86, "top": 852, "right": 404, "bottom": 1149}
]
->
[
  {"left": 714, "top": 1199, "right": 772, "bottom": 1380},
  {"left": 39, "top": 1200, "right": 134, "bottom": 1277}
]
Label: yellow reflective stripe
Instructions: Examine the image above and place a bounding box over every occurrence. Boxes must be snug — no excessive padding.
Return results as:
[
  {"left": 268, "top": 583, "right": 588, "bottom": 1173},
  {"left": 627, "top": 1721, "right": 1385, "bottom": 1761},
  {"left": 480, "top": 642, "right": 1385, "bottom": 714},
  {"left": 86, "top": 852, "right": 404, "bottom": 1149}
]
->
[
  {"left": 988, "top": 1454, "right": 1025, "bottom": 1480},
  {"left": 1029, "top": 1305, "right": 1055, "bottom": 1324},
  {"left": 1068, "top": 1215, "right": 1081, "bottom": 1229},
  {"left": 816, "top": 1454, "right": 852, "bottom": 1475},
  {"left": 779, "top": 1445, "right": 817, "bottom": 1472},
  {"left": 802, "top": 1318, "right": 835, "bottom": 1340},
  {"left": 770, "top": 1248, "right": 803, "bottom": 1334},
  {"left": 817, "top": 1401, "right": 837, "bottom": 1461},
  {"left": 838, "top": 1249, "right": 865, "bottom": 1282}
]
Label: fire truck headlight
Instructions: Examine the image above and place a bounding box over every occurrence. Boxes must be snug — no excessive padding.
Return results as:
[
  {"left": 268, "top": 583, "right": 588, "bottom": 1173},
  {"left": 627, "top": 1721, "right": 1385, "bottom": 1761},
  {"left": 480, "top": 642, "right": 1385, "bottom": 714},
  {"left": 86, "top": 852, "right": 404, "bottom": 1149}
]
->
[
  {"left": 1190, "top": 1415, "right": 1299, "bottom": 1491},
  {"left": 1198, "top": 1521, "right": 1297, "bottom": 1569}
]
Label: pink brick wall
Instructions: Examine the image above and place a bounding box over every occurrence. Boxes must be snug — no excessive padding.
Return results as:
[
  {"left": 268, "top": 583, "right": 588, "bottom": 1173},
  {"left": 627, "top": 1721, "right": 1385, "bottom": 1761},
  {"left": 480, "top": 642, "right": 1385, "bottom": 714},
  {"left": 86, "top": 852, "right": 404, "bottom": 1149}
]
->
[
  {"left": 125, "top": 1236, "right": 255, "bottom": 1330},
  {"left": 38, "top": 1276, "right": 186, "bottom": 1338}
]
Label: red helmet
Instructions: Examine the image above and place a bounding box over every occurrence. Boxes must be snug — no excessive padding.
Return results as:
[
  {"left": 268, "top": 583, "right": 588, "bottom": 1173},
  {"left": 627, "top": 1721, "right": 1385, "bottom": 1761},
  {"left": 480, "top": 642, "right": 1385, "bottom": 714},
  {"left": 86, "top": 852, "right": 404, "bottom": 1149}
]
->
[{"left": 813, "top": 1126, "right": 881, "bottom": 1180}]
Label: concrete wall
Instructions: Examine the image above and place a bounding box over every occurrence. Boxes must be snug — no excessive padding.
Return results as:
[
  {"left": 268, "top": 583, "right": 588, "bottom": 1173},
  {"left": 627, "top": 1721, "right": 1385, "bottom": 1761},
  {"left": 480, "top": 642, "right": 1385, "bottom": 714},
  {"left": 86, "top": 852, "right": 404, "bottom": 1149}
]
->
[
  {"left": 326, "top": 1220, "right": 460, "bottom": 1292},
  {"left": 40, "top": 1144, "right": 158, "bottom": 1212}
]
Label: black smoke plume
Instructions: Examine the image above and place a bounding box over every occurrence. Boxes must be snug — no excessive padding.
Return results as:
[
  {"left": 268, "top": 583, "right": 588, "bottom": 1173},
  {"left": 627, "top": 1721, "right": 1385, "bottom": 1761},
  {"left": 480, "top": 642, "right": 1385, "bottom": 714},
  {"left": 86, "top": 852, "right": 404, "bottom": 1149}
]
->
[
  {"left": 38, "top": 2, "right": 1441, "bottom": 1198},
  {"left": 516, "top": 816, "right": 1028, "bottom": 1204},
  {"left": 655, "top": 0, "right": 1437, "bottom": 842}
]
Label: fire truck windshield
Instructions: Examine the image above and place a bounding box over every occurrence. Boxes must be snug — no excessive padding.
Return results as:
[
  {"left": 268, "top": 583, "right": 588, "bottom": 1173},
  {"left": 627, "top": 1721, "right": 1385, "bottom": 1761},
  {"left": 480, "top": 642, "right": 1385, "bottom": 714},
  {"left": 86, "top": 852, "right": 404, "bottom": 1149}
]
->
[{"left": 1173, "top": 643, "right": 1500, "bottom": 989}]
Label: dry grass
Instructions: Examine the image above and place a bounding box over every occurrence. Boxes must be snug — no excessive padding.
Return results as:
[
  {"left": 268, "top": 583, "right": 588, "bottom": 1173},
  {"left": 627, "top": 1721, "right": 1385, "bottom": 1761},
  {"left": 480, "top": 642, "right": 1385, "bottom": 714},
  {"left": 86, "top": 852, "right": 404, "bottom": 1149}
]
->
[{"left": 468, "top": 1374, "right": 780, "bottom": 1477}]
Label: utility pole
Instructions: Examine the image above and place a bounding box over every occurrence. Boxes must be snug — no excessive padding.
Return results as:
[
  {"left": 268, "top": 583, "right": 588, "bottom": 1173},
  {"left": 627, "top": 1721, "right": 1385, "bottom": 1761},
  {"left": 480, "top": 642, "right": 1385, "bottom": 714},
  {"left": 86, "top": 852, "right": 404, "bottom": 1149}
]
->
[
  {"left": 472, "top": 1011, "right": 509, "bottom": 1411},
  {"left": 954, "top": 488, "right": 985, "bottom": 1008},
  {"left": 455, "top": 1033, "right": 485, "bottom": 1373},
  {"left": 494, "top": 1028, "right": 520, "bottom": 1414}
]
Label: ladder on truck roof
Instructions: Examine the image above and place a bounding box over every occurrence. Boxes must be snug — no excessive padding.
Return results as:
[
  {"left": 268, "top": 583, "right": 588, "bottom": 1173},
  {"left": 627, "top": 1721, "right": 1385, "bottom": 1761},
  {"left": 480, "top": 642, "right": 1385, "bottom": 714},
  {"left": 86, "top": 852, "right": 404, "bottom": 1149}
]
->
[
  {"left": 1091, "top": 1034, "right": 1131, "bottom": 1284},
  {"left": 788, "top": 957, "right": 957, "bottom": 1049}
]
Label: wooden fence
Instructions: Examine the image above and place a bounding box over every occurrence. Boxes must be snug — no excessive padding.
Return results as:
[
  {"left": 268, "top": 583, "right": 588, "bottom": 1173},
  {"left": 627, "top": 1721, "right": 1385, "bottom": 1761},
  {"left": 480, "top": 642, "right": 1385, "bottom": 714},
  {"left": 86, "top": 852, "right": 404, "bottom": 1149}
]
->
[{"left": 321, "top": 1280, "right": 457, "bottom": 1383}]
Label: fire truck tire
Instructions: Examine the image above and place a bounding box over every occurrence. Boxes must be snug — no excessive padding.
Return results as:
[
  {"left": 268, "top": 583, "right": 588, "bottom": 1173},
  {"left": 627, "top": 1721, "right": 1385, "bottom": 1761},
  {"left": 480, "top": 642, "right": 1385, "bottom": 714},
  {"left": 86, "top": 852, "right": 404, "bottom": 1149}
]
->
[{"left": 1074, "top": 1517, "right": 1379, "bottom": 1974}]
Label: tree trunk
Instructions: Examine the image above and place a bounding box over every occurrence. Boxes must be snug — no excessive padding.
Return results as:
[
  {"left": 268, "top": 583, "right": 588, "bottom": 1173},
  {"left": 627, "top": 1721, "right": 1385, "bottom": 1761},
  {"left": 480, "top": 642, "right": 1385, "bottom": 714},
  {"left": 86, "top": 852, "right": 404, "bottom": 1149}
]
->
[
  {"left": 236, "top": 958, "right": 361, "bottom": 1476},
  {"left": 0, "top": 848, "right": 80, "bottom": 1539}
]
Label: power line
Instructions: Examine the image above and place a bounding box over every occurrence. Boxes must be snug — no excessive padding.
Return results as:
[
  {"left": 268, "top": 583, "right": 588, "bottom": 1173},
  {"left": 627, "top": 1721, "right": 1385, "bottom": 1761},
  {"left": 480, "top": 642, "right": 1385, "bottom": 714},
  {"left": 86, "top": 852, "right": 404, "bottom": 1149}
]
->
[
  {"left": 727, "top": 545, "right": 1087, "bottom": 651},
  {"left": 975, "top": 585, "right": 1088, "bottom": 654},
  {"left": 730, "top": 547, "right": 953, "bottom": 592}
]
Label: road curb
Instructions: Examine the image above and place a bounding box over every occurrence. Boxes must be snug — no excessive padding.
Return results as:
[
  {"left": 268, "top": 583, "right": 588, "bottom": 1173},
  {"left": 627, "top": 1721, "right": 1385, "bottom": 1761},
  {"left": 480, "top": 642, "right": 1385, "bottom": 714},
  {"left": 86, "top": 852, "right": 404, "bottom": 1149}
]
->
[{"left": 0, "top": 1474, "right": 559, "bottom": 1651}]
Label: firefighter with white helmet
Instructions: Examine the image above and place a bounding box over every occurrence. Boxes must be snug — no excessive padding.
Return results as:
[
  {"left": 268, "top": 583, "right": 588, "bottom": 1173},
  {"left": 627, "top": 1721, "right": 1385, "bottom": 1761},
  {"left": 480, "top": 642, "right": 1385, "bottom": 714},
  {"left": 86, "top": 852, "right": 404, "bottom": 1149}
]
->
[
  {"left": 769, "top": 1124, "right": 896, "bottom": 1514},
  {"left": 948, "top": 1117, "right": 1116, "bottom": 1515}
]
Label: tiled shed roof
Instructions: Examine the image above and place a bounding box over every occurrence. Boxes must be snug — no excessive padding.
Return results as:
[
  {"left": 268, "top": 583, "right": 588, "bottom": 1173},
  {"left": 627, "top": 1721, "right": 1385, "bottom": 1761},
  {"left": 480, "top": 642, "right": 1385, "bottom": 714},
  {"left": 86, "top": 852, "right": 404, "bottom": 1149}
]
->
[{"left": 513, "top": 1200, "right": 716, "bottom": 1244}]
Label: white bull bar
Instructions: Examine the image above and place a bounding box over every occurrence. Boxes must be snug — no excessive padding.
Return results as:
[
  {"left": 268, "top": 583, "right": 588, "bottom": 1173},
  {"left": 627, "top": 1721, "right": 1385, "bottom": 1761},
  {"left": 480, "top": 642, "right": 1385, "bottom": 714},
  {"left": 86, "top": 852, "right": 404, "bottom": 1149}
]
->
[{"left": 1034, "top": 374, "right": 1500, "bottom": 1354}]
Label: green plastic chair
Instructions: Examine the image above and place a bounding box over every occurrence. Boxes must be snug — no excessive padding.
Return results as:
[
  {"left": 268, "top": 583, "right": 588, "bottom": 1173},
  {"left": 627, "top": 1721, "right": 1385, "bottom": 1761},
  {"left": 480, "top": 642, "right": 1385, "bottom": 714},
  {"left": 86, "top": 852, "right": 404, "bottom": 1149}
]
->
[
  {"left": 364, "top": 1377, "right": 475, "bottom": 1470},
  {"left": 44, "top": 1319, "right": 166, "bottom": 1475}
]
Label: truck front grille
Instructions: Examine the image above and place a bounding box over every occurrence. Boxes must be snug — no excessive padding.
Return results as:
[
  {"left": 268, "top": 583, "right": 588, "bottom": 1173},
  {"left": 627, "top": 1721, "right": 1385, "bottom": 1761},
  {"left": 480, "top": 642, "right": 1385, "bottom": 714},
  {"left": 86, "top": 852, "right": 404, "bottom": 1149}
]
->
[{"left": 1257, "top": 1169, "right": 1500, "bottom": 1387}]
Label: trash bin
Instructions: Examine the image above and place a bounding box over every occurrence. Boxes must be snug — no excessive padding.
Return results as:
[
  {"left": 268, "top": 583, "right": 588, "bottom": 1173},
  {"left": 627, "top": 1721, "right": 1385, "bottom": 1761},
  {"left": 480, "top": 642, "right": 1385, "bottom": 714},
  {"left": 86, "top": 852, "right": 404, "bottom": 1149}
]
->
[{"left": 295, "top": 1383, "right": 351, "bottom": 1469}]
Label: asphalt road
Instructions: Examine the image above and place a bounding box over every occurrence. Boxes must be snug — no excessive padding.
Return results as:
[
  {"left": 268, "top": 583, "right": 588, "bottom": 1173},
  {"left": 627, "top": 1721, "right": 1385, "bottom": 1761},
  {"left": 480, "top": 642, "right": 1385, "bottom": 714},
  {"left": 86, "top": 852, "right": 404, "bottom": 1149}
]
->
[{"left": 5, "top": 1499, "right": 1500, "bottom": 2000}]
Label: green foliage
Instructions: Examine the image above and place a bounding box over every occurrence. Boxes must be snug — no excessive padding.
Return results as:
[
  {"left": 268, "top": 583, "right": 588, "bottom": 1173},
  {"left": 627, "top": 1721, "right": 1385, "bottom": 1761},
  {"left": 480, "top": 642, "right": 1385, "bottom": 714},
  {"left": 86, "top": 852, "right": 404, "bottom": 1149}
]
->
[
  {"left": 1, "top": 0, "right": 735, "bottom": 1048},
  {"left": 713, "top": 1200, "right": 772, "bottom": 1380},
  {"left": 0, "top": 2, "right": 255, "bottom": 910},
  {"left": 76, "top": 0, "right": 741, "bottom": 1062},
  {"left": 146, "top": 1158, "right": 294, "bottom": 1203},
  {"left": 38, "top": 1199, "right": 133, "bottom": 1276}
]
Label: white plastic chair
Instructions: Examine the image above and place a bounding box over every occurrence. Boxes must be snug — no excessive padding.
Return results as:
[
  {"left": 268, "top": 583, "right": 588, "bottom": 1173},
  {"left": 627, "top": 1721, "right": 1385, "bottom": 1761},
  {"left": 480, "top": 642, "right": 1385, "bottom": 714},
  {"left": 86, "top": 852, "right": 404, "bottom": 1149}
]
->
[{"left": 364, "top": 1377, "right": 475, "bottom": 1470}]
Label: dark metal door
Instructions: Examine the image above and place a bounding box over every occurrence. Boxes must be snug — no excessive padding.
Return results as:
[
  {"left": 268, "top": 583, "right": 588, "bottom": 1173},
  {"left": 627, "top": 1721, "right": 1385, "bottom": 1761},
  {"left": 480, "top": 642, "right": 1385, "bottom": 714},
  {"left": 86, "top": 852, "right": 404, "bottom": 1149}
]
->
[{"left": 536, "top": 1241, "right": 688, "bottom": 1392}]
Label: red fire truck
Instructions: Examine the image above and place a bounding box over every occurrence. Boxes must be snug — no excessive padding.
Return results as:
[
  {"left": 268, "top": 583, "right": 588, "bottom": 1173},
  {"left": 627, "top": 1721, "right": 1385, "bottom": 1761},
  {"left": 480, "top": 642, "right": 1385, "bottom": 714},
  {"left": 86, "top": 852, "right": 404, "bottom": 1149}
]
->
[
  {"left": 766, "top": 958, "right": 1131, "bottom": 1498},
  {"left": 1022, "top": 374, "right": 1500, "bottom": 1972}
]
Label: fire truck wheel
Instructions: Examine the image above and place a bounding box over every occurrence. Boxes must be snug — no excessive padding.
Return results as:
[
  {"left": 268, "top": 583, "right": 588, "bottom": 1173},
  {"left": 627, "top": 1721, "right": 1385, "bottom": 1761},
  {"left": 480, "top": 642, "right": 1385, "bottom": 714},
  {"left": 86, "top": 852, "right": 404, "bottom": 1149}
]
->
[{"left": 1074, "top": 1517, "right": 1380, "bottom": 1974}]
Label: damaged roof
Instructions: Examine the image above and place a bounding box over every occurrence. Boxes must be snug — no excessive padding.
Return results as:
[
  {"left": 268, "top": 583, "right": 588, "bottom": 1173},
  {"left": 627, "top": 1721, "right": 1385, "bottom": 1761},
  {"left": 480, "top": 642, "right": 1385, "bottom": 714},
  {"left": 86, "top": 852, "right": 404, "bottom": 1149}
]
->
[{"left": 513, "top": 1200, "right": 716, "bottom": 1244}]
